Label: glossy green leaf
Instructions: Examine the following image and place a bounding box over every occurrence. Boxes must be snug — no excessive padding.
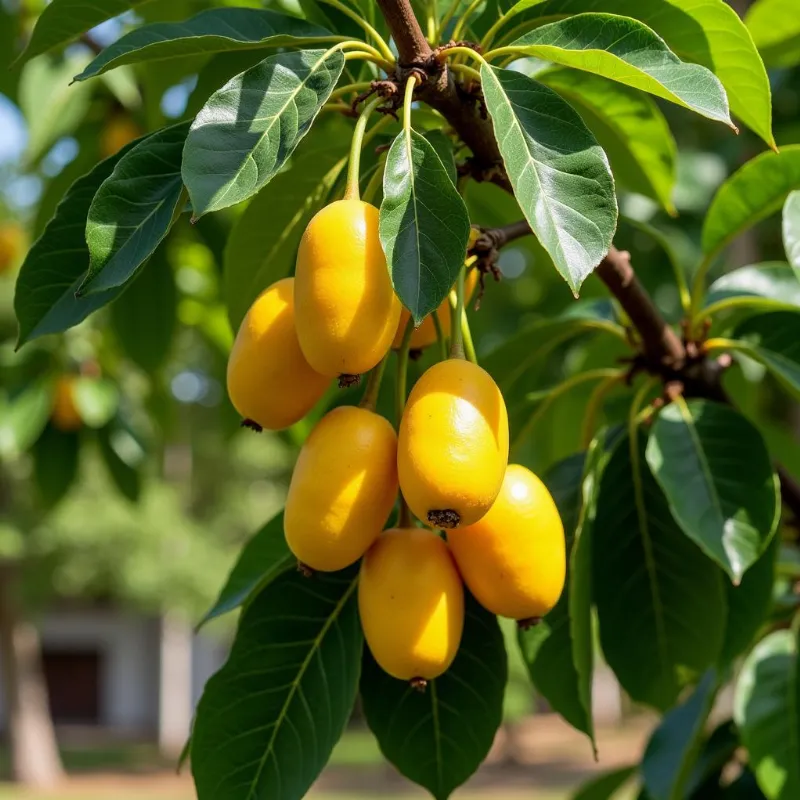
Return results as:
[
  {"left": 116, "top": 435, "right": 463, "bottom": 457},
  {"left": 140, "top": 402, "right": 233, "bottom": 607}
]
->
[
  {"left": 192, "top": 567, "right": 361, "bottom": 800},
  {"left": 734, "top": 629, "right": 800, "bottom": 800},
  {"left": 0, "top": 381, "right": 53, "bottom": 460},
  {"left": 783, "top": 191, "right": 800, "bottom": 280},
  {"left": 97, "top": 423, "right": 142, "bottom": 503},
  {"left": 361, "top": 594, "right": 507, "bottom": 800},
  {"left": 32, "top": 424, "right": 80, "bottom": 509},
  {"left": 519, "top": 445, "right": 599, "bottom": 749},
  {"left": 80, "top": 122, "right": 188, "bottom": 296},
  {"left": 572, "top": 766, "right": 638, "bottom": 800},
  {"left": 720, "top": 533, "right": 777, "bottom": 666},
  {"left": 705, "top": 263, "right": 800, "bottom": 314},
  {"left": 480, "top": 64, "right": 617, "bottom": 294},
  {"left": 732, "top": 312, "right": 800, "bottom": 400},
  {"left": 506, "top": 14, "right": 732, "bottom": 127},
  {"left": 646, "top": 399, "right": 778, "bottom": 582},
  {"left": 182, "top": 48, "right": 344, "bottom": 218},
  {"left": 380, "top": 128, "right": 470, "bottom": 324},
  {"left": 538, "top": 68, "right": 676, "bottom": 213},
  {"left": 642, "top": 670, "right": 720, "bottom": 800},
  {"left": 593, "top": 433, "right": 726, "bottom": 710},
  {"left": 488, "top": 0, "right": 774, "bottom": 148},
  {"left": 703, "top": 146, "right": 800, "bottom": 260},
  {"left": 13, "top": 139, "right": 143, "bottom": 348},
  {"left": 198, "top": 513, "right": 293, "bottom": 628},
  {"left": 17, "top": 0, "right": 151, "bottom": 64},
  {"left": 422, "top": 130, "right": 458, "bottom": 186},
  {"left": 746, "top": 0, "right": 800, "bottom": 68},
  {"left": 110, "top": 247, "right": 177, "bottom": 373},
  {"left": 72, "top": 378, "right": 119, "bottom": 429},
  {"left": 19, "top": 53, "right": 92, "bottom": 165},
  {"left": 223, "top": 122, "right": 349, "bottom": 330},
  {"left": 73, "top": 8, "right": 339, "bottom": 81}
]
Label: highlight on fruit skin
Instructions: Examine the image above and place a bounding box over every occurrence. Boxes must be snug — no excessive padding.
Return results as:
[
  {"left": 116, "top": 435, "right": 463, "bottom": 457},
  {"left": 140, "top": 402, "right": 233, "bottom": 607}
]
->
[
  {"left": 359, "top": 527, "right": 464, "bottom": 682},
  {"left": 294, "top": 199, "right": 401, "bottom": 380},
  {"left": 284, "top": 405, "right": 398, "bottom": 572},
  {"left": 391, "top": 267, "right": 479, "bottom": 352},
  {"left": 398, "top": 358, "right": 509, "bottom": 529},
  {"left": 51, "top": 376, "right": 82, "bottom": 432},
  {"left": 227, "top": 277, "right": 329, "bottom": 432},
  {"left": 448, "top": 464, "right": 566, "bottom": 622}
]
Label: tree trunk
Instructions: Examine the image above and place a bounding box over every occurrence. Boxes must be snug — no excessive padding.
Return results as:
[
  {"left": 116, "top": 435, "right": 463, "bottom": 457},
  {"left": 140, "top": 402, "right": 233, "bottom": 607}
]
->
[{"left": 0, "top": 563, "right": 65, "bottom": 787}]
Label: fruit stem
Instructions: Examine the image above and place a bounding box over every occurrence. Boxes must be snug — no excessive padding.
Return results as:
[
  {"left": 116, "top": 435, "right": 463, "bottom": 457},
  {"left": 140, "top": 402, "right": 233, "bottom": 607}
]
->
[
  {"left": 345, "top": 94, "right": 384, "bottom": 201},
  {"left": 461, "top": 308, "right": 477, "bottom": 364},
  {"left": 362, "top": 153, "right": 387, "bottom": 204},
  {"left": 395, "top": 316, "right": 415, "bottom": 422},
  {"left": 431, "top": 310, "right": 448, "bottom": 362},
  {"left": 449, "top": 264, "right": 466, "bottom": 360},
  {"left": 359, "top": 351, "right": 390, "bottom": 411}
]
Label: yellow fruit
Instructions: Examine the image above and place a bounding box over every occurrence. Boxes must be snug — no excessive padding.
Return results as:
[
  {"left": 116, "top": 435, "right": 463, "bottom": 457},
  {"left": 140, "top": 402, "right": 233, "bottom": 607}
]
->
[
  {"left": 0, "top": 222, "right": 26, "bottom": 275},
  {"left": 398, "top": 359, "right": 508, "bottom": 529},
  {"left": 294, "top": 199, "right": 401, "bottom": 378},
  {"left": 51, "top": 376, "right": 82, "bottom": 432},
  {"left": 227, "top": 278, "right": 330, "bottom": 431},
  {"left": 285, "top": 405, "right": 398, "bottom": 571},
  {"left": 449, "top": 464, "right": 566, "bottom": 621},
  {"left": 359, "top": 527, "right": 464, "bottom": 681},
  {"left": 101, "top": 117, "right": 142, "bottom": 158},
  {"left": 392, "top": 268, "right": 480, "bottom": 351}
]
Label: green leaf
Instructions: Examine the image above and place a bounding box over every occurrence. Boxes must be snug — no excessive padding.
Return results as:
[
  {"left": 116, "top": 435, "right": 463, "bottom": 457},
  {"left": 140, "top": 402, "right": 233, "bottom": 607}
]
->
[
  {"left": 732, "top": 312, "right": 800, "bottom": 401},
  {"left": 480, "top": 64, "right": 617, "bottom": 294},
  {"left": 192, "top": 568, "right": 361, "bottom": 800},
  {"left": 572, "top": 766, "right": 638, "bottom": 800},
  {"left": 422, "top": 130, "right": 458, "bottom": 185},
  {"left": 0, "top": 381, "right": 53, "bottom": 460},
  {"left": 703, "top": 146, "right": 800, "bottom": 260},
  {"left": 97, "top": 423, "right": 142, "bottom": 503},
  {"left": 519, "top": 444, "right": 600, "bottom": 749},
  {"left": 538, "top": 68, "right": 676, "bottom": 213},
  {"left": 80, "top": 122, "right": 188, "bottom": 296},
  {"left": 198, "top": 513, "right": 293, "bottom": 628},
  {"left": 32, "top": 424, "right": 80, "bottom": 509},
  {"left": 17, "top": 0, "right": 151, "bottom": 64},
  {"left": 379, "top": 128, "right": 471, "bottom": 324},
  {"left": 783, "top": 191, "right": 800, "bottom": 280},
  {"left": 734, "top": 629, "right": 800, "bottom": 800},
  {"left": 642, "top": 670, "right": 720, "bottom": 800},
  {"left": 223, "top": 122, "right": 349, "bottom": 330},
  {"left": 489, "top": 0, "right": 774, "bottom": 148},
  {"left": 592, "top": 433, "right": 726, "bottom": 710},
  {"left": 705, "top": 263, "right": 800, "bottom": 314},
  {"left": 645, "top": 399, "right": 779, "bottom": 583},
  {"left": 13, "top": 140, "right": 143, "bottom": 348},
  {"left": 746, "top": 0, "right": 800, "bottom": 69},
  {"left": 110, "top": 247, "right": 177, "bottom": 372},
  {"left": 72, "top": 378, "right": 119, "bottom": 429},
  {"left": 19, "top": 53, "right": 93, "bottom": 165},
  {"left": 73, "top": 8, "right": 339, "bottom": 82},
  {"left": 182, "top": 48, "right": 344, "bottom": 218},
  {"left": 720, "top": 533, "right": 777, "bottom": 666},
  {"left": 506, "top": 14, "right": 733, "bottom": 128},
  {"left": 361, "top": 594, "right": 507, "bottom": 800}
]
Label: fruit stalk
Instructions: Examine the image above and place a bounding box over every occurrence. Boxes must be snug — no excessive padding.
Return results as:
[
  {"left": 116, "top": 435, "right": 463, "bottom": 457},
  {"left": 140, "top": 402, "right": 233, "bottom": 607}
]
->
[
  {"left": 395, "top": 316, "right": 416, "bottom": 528},
  {"left": 359, "top": 351, "right": 390, "bottom": 411},
  {"left": 449, "top": 264, "right": 466, "bottom": 360},
  {"left": 345, "top": 95, "right": 385, "bottom": 202}
]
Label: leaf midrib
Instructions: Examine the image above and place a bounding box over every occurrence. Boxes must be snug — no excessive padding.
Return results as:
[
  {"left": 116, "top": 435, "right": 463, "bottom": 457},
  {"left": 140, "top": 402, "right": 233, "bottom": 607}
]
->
[
  {"left": 403, "top": 127, "right": 423, "bottom": 318},
  {"left": 245, "top": 576, "right": 358, "bottom": 799}
]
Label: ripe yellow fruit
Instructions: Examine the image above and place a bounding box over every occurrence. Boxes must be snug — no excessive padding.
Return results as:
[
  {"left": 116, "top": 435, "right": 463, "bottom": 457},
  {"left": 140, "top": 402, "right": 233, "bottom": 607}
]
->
[
  {"left": 359, "top": 527, "right": 464, "bottom": 681},
  {"left": 294, "top": 199, "right": 401, "bottom": 378},
  {"left": 398, "top": 359, "right": 508, "bottom": 528},
  {"left": 227, "top": 278, "right": 329, "bottom": 431},
  {"left": 51, "top": 376, "right": 82, "bottom": 432},
  {"left": 449, "top": 464, "right": 566, "bottom": 621},
  {"left": 0, "top": 222, "right": 26, "bottom": 275},
  {"left": 285, "top": 405, "right": 398, "bottom": 571},
  {"left": 392, "top": 268, "right": 480, "bottom": 351},
  {"left": 101, "top": 116, "right": 142, "bottom": 158}
]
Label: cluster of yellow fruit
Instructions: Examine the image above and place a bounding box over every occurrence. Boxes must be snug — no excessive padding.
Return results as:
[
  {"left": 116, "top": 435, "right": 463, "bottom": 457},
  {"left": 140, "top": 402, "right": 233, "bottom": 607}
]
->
[
  {"left": 227, "top": 197, "right": 566, "bottom": 686},
  {"left": 51, "top": 375, "right": 82, "bottom": 432},
  {"left": 0, "top": 221, "right": 26, "bottom": 276}
]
